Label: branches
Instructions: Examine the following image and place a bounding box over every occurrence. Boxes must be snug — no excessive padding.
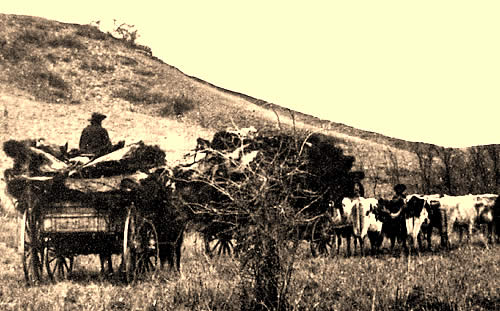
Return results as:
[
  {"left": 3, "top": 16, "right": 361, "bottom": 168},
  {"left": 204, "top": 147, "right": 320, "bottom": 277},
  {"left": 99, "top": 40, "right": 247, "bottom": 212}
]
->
[
  {"left": 412, "top": 143, "right": 437, "bottom": 194},
  {"left": 171, "top": 129, "right": 363, "bottom": 310}
]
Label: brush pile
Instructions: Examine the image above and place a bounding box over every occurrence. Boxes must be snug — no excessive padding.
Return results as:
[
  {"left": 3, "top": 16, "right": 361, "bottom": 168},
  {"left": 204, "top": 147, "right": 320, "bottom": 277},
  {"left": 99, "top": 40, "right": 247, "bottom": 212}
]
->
[
  {"left": 172, "top": 127, "right": 364, "bottom": 221},
  {"left": 3, "top": 139, "right": 166, "bottom": 211}
]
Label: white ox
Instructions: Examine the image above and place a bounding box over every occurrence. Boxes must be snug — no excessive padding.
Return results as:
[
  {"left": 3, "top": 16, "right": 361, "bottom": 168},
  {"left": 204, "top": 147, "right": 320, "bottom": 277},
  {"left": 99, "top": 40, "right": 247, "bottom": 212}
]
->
[
  {"left": 472, "top": 194, "right": 498, "bottom": 244},
  {"left": 328, "top": 197, "right": 355, "bottom": 256},
  {"left": 339, "top": 197, "right": 383, "bottom": 256},
  {"left": 435, "top": 195, "right": 479, "bottom": 246}
]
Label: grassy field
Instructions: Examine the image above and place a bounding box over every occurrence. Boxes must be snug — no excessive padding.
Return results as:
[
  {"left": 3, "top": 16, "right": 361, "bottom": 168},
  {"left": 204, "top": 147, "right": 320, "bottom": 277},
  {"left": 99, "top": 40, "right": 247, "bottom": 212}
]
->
[
  {"left": 0, "top": 214, "right": 498, "bottom": 310},
  {"left": 0, "top": 13, "right": 499, "bottom": 311}
]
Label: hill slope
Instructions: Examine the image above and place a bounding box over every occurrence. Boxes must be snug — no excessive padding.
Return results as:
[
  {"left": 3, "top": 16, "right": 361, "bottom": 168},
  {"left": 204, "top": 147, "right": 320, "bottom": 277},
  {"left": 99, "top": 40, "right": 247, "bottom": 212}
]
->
[{"left": 1, "top": 14, "right": 496, "bottom": 212}]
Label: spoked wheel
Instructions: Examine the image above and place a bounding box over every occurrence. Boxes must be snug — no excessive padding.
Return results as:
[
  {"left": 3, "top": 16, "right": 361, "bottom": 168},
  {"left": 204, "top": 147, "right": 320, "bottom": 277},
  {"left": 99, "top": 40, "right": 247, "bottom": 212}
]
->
[
  {"left": 20, "top": 208, "right": 44, "bottom": 285},
  {"left": 310, "top": 219, "right": 333, "bottom": 257},
  {"left": 45, "top": 243, "right": 74, "bottom": 282},
  {"left": 123, "top": 206, "right": 160, "bottom": 283},
  {"left": 205, "top": 235, "right": 234, "bottom": 257}
]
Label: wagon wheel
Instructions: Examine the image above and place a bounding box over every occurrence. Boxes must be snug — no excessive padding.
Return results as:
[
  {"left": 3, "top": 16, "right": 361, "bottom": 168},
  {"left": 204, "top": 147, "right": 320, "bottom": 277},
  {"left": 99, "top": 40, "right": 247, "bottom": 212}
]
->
[
  {"left": 44, "top": 244, "right": 74, "bottom": 282},
  {"left": 204, "top": 234, "right": 234, "bottom": 257},
  {"left": 20, "top": 207, "right": 44, "bottom": 285},
  {"left": 123, "top": 206, "right": 160, "bottom": 283},
  {"left": 310, "top": 219, "right": 333, "bottom": 257}
]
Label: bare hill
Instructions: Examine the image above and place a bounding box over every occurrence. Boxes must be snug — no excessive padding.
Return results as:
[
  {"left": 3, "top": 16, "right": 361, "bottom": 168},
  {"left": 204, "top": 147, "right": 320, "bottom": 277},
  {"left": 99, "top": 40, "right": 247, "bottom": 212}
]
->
[{"left": 1, "top": 14, "right": 497, "bottom": 212}]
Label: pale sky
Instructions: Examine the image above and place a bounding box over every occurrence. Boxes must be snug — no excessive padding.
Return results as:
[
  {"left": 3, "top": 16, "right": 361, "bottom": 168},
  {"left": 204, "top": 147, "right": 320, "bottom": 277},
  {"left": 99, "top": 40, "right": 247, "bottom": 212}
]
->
[{"left": 3, "top": 1, "right": 500, "bottom": 147}]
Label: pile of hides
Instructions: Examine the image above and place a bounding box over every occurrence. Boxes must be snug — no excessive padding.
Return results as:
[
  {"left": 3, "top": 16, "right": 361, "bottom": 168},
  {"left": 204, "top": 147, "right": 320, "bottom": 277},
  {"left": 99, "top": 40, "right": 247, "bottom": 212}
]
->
[
  {"left": 3, "top": 139, "right": 166, "bottom": 211},
  {"left": 3, "top": 139, "right": 68, "bottom": 177},
  {"left": 68, "top": 141, "right": 165, "bottom": 178}
]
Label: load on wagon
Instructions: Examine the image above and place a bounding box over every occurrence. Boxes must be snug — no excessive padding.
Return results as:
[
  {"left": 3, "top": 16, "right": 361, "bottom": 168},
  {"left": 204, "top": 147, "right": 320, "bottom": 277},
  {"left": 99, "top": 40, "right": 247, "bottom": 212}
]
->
[{"left": 3, "top": 139, "right": 170, "bottom": 284}]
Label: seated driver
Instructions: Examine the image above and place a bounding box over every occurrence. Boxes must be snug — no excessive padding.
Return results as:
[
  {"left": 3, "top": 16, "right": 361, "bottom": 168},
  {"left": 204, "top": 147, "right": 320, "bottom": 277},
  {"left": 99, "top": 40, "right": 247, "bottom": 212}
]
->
[{"left": 79, "top": 112, "right": 113, "bottom": 156}]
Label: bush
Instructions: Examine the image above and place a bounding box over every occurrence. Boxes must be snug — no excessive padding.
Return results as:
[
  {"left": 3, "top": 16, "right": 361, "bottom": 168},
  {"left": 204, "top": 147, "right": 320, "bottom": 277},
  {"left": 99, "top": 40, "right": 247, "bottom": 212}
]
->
[
  {"left": 17, "top": 29, "right": 47, "bottom": 46},
  {"left": 159, "top": 95, "right": 196, "bottom": 117},
  {"left": 47, "top": 35, "right": 86, "bottom": 50},
  {"left": 80, "top": 61, "right": 115, "bottom": 73},
  {"left": 0, "top": 41, "right": 27, "bottom": 63},
  {"left": 173, "top": 131, "right": 363, "bottom": 310},
  {"left": 18, "top": 66, "right": 72, "bottom": 103},
  {"left": 112, "top": 21, "right": 139, "bottom": 45},
  {"left": 118, "top": 55, "right": 138, "bottom": 66},
  {"left": 112, "top": 87, "right": 169, "bottom": 105},
  {"left": 45, "top": 53, "right": 58, "bottom": 64},
  {"left": 133, "top": 69, "right": 155, "bottom": 76},
  {"left": 75, "top": 24, "right": 108, "bottom": 41},
  {"left": 35, "top": 71, "right": 69, "bottom": 90}
]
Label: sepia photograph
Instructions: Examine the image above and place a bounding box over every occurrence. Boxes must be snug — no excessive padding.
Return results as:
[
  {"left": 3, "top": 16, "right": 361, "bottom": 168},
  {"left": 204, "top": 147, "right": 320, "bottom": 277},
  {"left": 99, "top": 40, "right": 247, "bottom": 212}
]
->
[{"left": 0, "top": 1, "right": 499, "bottom": 310}]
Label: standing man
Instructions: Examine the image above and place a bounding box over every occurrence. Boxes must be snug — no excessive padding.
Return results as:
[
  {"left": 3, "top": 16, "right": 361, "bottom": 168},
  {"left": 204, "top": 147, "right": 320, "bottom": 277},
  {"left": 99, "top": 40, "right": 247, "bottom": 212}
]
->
[
  {"left": 79, "top": 112, "right": 112, "bottom": 156},
  {"left": 392, "top": 184, "right": 407, "bottom": 202}
]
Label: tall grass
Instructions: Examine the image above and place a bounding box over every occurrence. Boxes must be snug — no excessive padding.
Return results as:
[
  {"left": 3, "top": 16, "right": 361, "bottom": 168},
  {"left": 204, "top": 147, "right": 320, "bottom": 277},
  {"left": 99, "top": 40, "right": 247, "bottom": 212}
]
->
[{"left": 0, "top": 221, "right": 497, "bottom": 310}]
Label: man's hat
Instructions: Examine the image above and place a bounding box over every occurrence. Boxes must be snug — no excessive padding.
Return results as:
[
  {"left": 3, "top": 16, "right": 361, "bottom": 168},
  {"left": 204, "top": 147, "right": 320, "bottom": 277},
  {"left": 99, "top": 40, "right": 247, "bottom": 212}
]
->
[
  {"left": 394, "top": 184, "right": 407, "bottom": 193},
  {"left": 89, "top": 112, "right": 107, "bottom": 122}
]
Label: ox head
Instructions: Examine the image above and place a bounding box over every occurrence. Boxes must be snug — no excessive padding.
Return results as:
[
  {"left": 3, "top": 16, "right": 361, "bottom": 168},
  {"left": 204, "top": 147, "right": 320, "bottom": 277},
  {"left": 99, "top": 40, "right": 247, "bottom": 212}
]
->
[
  {"left": 374, "top": 198, "right": 403, "bottom": 223},
  {"left": 406, "top": 195, "right": 427, "bottom": 218}
]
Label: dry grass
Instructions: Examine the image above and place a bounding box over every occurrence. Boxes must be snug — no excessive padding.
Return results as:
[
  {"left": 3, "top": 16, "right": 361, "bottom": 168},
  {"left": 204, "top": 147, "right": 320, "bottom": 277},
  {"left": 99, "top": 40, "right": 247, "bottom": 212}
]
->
[
  {"left": 1, "top": 13, "right": 498, "bottom": 310},
  {"left": 0, "top": 215, "right": 497, "bottom": 310}
]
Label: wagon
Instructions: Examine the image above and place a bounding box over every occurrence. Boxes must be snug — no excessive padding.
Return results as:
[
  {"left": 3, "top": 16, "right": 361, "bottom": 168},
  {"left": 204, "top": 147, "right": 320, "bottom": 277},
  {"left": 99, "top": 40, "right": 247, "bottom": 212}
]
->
[{"left": 17, "top": 175, "right": 161, "bottom": 285}]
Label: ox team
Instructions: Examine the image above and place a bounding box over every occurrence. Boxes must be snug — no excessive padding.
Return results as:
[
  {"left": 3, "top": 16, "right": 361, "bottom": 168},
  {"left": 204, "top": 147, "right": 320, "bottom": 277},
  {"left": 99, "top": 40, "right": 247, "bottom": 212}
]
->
[{"left": 333, "top": 183, "right": 499, "bottom": 255}]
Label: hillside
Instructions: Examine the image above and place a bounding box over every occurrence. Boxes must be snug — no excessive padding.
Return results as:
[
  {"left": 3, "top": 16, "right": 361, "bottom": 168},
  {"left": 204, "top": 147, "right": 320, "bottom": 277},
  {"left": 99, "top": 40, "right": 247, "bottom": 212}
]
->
[{"left": 1, "top": 14, "right": 495, "bottom": 212}]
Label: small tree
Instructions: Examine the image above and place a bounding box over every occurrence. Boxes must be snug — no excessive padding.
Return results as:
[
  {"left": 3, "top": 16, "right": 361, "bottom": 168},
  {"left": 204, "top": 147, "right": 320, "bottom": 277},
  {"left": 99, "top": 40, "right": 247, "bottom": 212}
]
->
[
  {"left": 436, "top": 147, "right": 456, "bottom": 195},
  {"left": 412, "top": 143, "right": 438, "bottom": 194},
  {"left": 485, "top": 144, "right": 500, "bottom": 193},
  {"left": 468, "top": 146, "right": 494, "bottom": 193},
  {"left": 384, "top": 148, "right": 402, "bottom": 188},
  {"left": 172, "top": 130, "right": 362, "bottom": 310}
]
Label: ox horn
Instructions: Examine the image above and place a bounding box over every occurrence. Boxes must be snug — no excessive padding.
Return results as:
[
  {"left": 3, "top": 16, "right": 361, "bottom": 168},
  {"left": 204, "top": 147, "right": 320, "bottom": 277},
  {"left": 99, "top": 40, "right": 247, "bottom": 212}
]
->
[{"left": 388, "top": 208, "right": 402, "bottom": 219}]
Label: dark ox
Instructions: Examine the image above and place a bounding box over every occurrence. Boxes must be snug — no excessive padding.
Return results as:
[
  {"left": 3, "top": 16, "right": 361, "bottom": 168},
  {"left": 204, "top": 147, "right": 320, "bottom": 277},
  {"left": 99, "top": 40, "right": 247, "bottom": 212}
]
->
[
  {"left": 374, "top": 195, "right": 430, "bottom": 254},
  {"left": 113, "top": 169, "right": 186, "bottom": 273},
  {"left": 373, "top": 198, "right": 407, "bottom": 253},
  {"left": 138, "top": 169, "right": 186, "bottom": 271},
  {"left": 494, "top": 196, "right": 500, "bottom": 243}
]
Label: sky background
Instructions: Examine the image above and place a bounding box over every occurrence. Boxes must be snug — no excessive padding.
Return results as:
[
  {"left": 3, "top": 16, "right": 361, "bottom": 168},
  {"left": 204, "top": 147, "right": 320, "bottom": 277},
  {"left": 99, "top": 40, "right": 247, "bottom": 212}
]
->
[{"left": 3, "top": 1, "right": 499, "bottom": 148}]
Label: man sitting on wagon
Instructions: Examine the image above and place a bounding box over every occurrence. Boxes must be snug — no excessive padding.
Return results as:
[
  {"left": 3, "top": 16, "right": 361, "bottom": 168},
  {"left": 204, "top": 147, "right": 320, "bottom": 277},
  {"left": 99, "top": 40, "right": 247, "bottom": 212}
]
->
[
  {"left": 79, "top": 112, "right": 124, "bottom": 157},
  {"left": 79, "top": 112, "right": 113, "bottom": 156}
]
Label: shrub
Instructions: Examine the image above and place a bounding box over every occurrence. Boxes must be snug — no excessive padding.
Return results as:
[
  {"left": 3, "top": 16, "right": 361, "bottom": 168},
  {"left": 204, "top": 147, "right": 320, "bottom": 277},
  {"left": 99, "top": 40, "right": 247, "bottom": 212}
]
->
[
  {"left": 159, "top": 95, "right": 196, "bottom": 117},
  {"left": 17, "top": 29, "right": 47, "bottom": 46},
  {"left": 35, "top": 71, "right": 69, "bottom": 90},
  {"left": 118, "top": 55, "right": 138, "bottom": 66},
  {"left": 75, "top": 24, "right": 108, "bottom": 41},
  {"left": 80, "top": 61, "right": 115, "bottom": 73},
  {"left": 46, "top": 53, "right": 58, "bottom": 64},
  {"left": 47, "top": 35, "right": 86, "bottom": 50},
  {"left": 112, "top": 87, "right": 169, "bottom": 105},
  {"left": 112, "top": 21, "right": 139, "bottom": 45},
  {"left": 133, "top": 69, "right": 155, "bottom": 76},
  {"left": 0, "top": 41, "right": 27, "bottom": 63},
  {"left": 16, "top": 66, "right": 72, "bottom": 103},
  {"left": 173, "top": 131, "right": 363, "bottom": 310}
]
